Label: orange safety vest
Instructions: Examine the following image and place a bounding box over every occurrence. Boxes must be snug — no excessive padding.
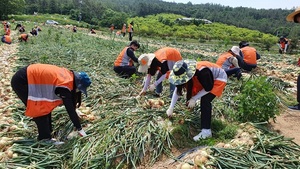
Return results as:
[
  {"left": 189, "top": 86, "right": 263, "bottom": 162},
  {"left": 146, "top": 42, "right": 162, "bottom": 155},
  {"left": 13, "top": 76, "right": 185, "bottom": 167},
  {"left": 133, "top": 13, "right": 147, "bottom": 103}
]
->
[
  {"left": 20, "top": 34, "right": 28, "bottom": 40},
  {"left": 154, "top": 47, "right": 182, "bottom": 78},
  {"left": 114, "top": 47, "right": 134, "bottom": 66},
  {"left": 3, "top": 35, "right": 12, "bottom": 44},
  {"left": 5, "top": 28, "right": 10, "bottom": 36},
  {"left": 121, "top": 25, "right": 126, "bottom": 33},
  {"left": 191, "top": 61, "right": 227, "bottom": 97},
  {"left": 241, "top": 46, "right": 257, "bottom": 65},
  {"left": 279, "top": 38, "right": 289, "bottom": 49},
  {"left": 216, "top": 52, "right": 233, "bottom": 68},
  {"left": 26, "top": 64, "right": 74, "bottom": 118},
  {"left": 128, "top": 24, "right": 133, "bottom": 33}
]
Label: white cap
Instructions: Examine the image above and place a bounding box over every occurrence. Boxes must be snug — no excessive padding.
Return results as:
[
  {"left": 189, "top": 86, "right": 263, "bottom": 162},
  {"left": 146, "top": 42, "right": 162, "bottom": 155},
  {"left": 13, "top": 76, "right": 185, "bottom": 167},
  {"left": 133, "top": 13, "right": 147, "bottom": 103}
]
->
[
  {"left": 138, "top": 53, "right": 155, "bottom": 73},
  {"left": 230, "top": 46, "right": 240, "bottom": 56}
]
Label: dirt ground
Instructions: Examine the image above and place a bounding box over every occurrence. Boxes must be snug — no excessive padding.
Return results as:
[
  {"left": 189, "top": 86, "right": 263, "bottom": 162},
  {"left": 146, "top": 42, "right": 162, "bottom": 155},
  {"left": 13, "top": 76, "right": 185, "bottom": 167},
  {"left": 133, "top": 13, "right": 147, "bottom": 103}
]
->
[{"left": 270, "top": 108, "right": 300, "bottom": 145}]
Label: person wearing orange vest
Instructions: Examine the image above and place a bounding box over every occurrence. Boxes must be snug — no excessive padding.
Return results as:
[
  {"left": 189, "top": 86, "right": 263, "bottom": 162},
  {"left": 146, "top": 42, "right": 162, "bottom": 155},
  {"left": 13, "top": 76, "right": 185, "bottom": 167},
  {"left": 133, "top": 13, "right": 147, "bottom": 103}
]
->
[
  {"left": 128, "top": 22, "right": 134, "bottom": 41},
  {"left": 238, "top": 41, "right": 261, "bottom": 71},
  {"left": 5, "top": 24, "right": 11, "bottom": 36},
  {"left": 114, "top": 40, "right": 140, "bottom": 78},
  {"left": 90, "top": 28, "right": 96, "bottom": 34},
  {"left": 216, "top": 46, "right": 242, "bottom": 80},
  {"left": 277, "top": 36, "right": 289, "bottom": 54},
  {"left": 166, "top": 60, "right": 227, "bottom": 140},
  {"left": 137, "top": 47, "right": 183, "bottom": 98},
  {"left": 286, "top": 7, "right": 300, "bottom": 110},
  {"left": 11, "top": 64, "right": 91, "bottom": 143},
  {"left": 121, "top": 23, "right": 126, "bottom": 37},
  {"left": 72, "top": 26, "right": 77, "bottom": 33},
  {"left": 18, "top": 34, "right": 29, "bottom": 42},
  {"left": 1, "top": 35, "right": 12, "bottom": 44}
]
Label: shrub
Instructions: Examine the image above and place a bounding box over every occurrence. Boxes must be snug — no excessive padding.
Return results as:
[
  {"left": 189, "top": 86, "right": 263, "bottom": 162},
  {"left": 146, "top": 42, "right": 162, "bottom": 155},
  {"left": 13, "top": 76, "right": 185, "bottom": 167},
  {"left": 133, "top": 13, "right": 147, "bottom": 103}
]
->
[{"left": 233, "top": 76, "right": 279, "bottom": 123}]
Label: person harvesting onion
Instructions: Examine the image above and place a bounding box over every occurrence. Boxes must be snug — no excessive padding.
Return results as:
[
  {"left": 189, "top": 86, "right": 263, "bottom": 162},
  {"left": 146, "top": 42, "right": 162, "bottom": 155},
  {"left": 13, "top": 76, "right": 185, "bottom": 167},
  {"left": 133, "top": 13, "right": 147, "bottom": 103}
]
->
[
  {"left": 137, "top": 47, "right": 182, "bottom": 98},
  {"left": 166, "top": 59, "right": 227, "bottom": 141},
  {"left": 11, "top": 63, "right": 91, "bottom": 144}
]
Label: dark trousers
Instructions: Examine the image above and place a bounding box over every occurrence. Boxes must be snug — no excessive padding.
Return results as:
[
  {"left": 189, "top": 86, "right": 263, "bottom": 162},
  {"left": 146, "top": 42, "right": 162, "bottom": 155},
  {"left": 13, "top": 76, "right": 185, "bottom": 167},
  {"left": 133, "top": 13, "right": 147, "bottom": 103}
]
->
[
  {"left": 114, "top": 66, "right": 136, "bottom": 78},
  {"left": 225, "top": 67, "right": 241, "bottom": 77},
  {"left": 200, "top": 93, "right": 216, "bottom": 129},
  {"left": 11, "top": 66, "right": 52, "bottom": 140},
  {"left": 297, "top": 74, "right": 300, "bottom": 103},
  {"left": 129, "top": 32, "right": 133, "bottom": 41},
  {"left": 33, "top": 114, "right": 53, "bottom": 140},
  {"left": 236, "top": 56, "right": 257, "bottom": 71},
  {"left": 155, "top": 72, "right": 175, "bottom": 98}
]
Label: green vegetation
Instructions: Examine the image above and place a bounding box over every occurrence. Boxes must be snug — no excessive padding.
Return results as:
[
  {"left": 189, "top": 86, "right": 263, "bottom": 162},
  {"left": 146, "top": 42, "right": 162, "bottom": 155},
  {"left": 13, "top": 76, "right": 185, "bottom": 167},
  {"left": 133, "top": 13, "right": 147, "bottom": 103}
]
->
[
  {"left": 234, "top": 76, "right": 279, "bottom": 123},
  {"left": 1, "top": 7, "right": 300, "bottom": 169},
  {"left": 132, "top": 13, "right": 278, "bottom": 43}
]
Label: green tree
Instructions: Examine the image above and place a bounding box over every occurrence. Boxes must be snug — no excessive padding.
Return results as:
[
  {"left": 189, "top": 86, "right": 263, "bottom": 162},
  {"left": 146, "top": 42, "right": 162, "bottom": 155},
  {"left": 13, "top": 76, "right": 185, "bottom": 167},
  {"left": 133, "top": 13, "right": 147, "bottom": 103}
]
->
[{"left": 0, "top": 0, "right": 26, "bottom": 19}]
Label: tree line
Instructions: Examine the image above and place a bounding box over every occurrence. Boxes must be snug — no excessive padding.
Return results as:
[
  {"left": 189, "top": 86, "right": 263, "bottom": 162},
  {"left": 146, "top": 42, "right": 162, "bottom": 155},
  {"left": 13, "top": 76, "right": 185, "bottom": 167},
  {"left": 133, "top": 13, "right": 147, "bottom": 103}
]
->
[{"left": 1, "top": 0, "right": 299, "bottom": 37}]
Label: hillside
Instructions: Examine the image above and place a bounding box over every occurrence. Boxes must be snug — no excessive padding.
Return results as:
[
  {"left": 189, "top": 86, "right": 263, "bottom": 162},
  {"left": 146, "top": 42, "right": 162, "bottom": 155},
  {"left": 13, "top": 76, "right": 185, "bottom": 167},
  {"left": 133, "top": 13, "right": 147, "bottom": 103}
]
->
[{"left": 2, "top": 0, "right": 299, "bottom": 37}]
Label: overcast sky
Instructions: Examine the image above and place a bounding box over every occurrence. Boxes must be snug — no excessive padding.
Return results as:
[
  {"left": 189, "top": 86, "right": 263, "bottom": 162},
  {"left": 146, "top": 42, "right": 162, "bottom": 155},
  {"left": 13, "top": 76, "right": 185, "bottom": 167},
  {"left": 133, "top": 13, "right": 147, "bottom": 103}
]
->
[{"left": 163, "top": 0, "right": 299, "bottom": 10}]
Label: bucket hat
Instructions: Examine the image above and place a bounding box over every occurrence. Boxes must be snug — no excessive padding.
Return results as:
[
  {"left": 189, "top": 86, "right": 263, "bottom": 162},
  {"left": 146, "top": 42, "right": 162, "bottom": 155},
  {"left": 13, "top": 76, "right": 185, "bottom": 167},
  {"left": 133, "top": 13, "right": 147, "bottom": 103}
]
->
[
  {"left": 138, "top": 53, "right": 155, "bottom": 73},
  {"left": 74, "top": 71, "right": 91, "bottom": 97},
  {"left": 169, "top": 59, "right": 197, "bottom": 85},
  {"left": 286, "top": 7, "right": 300, "bottom": 22}
]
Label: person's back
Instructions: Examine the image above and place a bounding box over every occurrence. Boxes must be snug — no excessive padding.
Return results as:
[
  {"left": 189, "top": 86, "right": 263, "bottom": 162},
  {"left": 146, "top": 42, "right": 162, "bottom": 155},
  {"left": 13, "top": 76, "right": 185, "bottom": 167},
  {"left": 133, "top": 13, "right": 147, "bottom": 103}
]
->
[
  {"left": 241, "top": 46, "right": 257, "bottom": 65},
  {"left": 1, "top": 35, "right": 12, "bottom": 44}
]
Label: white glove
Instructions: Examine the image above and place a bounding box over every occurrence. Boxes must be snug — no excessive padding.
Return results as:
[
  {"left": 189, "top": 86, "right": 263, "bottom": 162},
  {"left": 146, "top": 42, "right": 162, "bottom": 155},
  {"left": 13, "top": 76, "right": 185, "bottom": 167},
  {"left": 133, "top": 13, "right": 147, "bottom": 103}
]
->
[
  {"left": 149, "top": 84, "right": 156, "bottom": 91},
  {"left": 166, "top": 108, "right": 173, "bottom": 117},
  {"left": 76, "top": 109, "right": 86, "bottom": 118},
  {"left": 78, "top": 129, "right": 87, "bottom": 137},
  {"left": 187, "top": 98, "right": 196, "bottom": 108}
]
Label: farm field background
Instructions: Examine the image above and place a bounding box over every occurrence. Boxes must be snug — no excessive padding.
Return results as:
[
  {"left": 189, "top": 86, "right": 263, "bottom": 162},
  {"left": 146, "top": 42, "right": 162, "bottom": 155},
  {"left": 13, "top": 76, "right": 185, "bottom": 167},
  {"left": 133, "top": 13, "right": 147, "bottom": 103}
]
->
[{"left": 0, "top": 17, "right": 300, "bottom": 168}]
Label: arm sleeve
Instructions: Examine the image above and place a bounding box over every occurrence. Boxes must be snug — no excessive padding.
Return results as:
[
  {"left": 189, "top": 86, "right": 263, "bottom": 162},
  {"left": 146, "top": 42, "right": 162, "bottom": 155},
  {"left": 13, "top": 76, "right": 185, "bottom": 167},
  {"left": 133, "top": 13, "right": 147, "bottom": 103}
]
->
[
  {"left": 142, "top": 74, "right": 151, "bottom": 92},
  {"left": 56, "top": 88, "right": 82, "bottom": 130},
  {"left": 284, "top": 44, "right": 288, "bottom": 52},
  {"left": 126, "top": 48, "right": 138, "bottom": 63},
  {"left": 154, "top": 74, "right": 166, "bottom": 86},
  {"left": 169, "top": 87, "right": 179, "bottom": 109},
  {"left": 154, "top": 61, "right": 168, "bottom": 86},
  {"left": 256, "top": 52, "right": 261, "bottom": 60},
  {"left": 197, "top": 68, "right": 214, "bottom": 91},
  {"left": 191, "top": 89, "right": 209, "bottom": 100}
]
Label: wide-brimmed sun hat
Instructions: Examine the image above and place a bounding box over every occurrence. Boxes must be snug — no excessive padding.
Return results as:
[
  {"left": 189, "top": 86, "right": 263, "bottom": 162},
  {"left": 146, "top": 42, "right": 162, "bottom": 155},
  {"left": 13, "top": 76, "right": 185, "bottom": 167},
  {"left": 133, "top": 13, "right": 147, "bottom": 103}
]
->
[
  {"left": 74, "top": 71, "right": 91, "bottom": 97},
  {"left": 230, "top": 46, "right": 240, "bottom": 56},
  {"left": 138, "top": 53, "right": 155, "bottom": 73},
  {"left": 286, "top": 7, "right": 300, "bottom": 22},
  {"left": 169, "top": 59, "right": 197, "bottom": 85}
]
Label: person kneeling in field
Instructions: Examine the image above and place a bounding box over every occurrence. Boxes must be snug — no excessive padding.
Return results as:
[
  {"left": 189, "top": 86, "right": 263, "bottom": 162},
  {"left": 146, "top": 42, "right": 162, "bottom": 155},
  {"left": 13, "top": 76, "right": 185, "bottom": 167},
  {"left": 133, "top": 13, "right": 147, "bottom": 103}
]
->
[
  {"left": 11, "top": 64, "right": 91, "bottom": 144},
  {"left": 113, "top": 40, "right": 140, "bottom": 78},
  {"left": 137, "top": 47, "right": 182, "bottom": 98},
  {"left": 237, "top": 41, "right": 261, "bottom": 71},
  {"left": 1, "top": 35, "right": 12, "bottom": 44},
  {"left": 286, "top": 6, "right": 300, "bottom": 110},
  {"left": 166, "top": 60, "right": 227, "bottom": 140},
  {"left": 18, "top": 33, "right": 29, "bottom": 42},
  {"left": 216, "top": 46, "right": 242, "bottom": 80}
]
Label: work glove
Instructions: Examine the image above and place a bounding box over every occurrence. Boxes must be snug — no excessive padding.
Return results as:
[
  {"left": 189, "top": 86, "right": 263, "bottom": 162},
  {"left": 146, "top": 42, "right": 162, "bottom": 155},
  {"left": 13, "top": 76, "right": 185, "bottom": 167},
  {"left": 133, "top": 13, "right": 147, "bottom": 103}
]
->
[
  {"left": 187, "top": 98, "right": 196, "bottom": 108},
  {"left": 166, "top": 108, "right": 173, "bottom": 117},
  {"left": 76, "top": 109, "right": 87, "bottom": 118},
  {"left": 78, "top": 129, "right": 87, "bottom": 137},
  {"left": 136, "top": 91, "right": 146, "bottom": 99},
  {"left": 149, "top": 84, "right": 156, "bottom": 92}
]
